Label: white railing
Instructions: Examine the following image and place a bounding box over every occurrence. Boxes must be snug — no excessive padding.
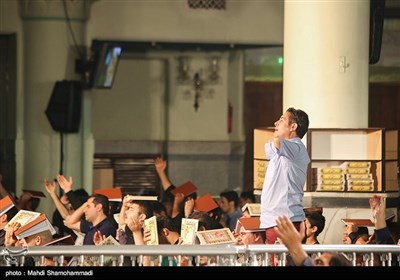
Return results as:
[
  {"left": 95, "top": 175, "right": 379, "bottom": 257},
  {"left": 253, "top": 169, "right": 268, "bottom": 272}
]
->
[{"left": 1, "top": 244, "right": 400, "bottom": 267}]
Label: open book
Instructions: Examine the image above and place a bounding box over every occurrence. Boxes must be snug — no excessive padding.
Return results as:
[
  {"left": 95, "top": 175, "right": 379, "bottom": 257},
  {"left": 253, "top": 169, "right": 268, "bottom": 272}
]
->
[
  {"left": 144, "top": 216, "right": 158, "bottom": 245},
  {"left": 241, "top": 203, "right": 261, "bottom": 216},
  {"left": 196, "top": 228, "right": 236, "bottom": 245},
  {"left": 341, "top": 218, "right": 374, "bottom": 227},
  {"left": 180, "top": 218, "right": 199, "bottom": 245},
  {"left": 5, "top": 209, "right": 41, "bottom": 230},
  {"left": 194, "top": 194, "right": 218, "bottom": 213},
  {"left": 100, "top": 235, "right": 120, "bottom": 246},
  {"left": 14, "top": 213, "right": 56, "bottom": 239},
  {"left": 237, "top": 217, "right": 262, "bottom": 233},
  {"left": 171, "top": 181, "right": 198, "bottom": 197}
]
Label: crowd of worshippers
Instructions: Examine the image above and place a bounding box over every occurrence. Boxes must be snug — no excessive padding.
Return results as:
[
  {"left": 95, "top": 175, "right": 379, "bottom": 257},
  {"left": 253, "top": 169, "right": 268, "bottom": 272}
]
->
[{"left": 0, "top": 159, "right": 399, "bottom": 267}]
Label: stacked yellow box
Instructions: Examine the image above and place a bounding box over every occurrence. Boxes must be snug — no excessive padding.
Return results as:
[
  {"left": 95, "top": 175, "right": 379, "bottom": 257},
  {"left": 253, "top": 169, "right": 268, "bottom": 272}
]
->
[
  {"left": 254, "top": 159, "right": 268, "bottom": 190},
  {"left": 341, "top": 161, "right": 374, "bottom": 191},
  {"left": 313, "top": 167, "right": 345, "bottom": 191}
]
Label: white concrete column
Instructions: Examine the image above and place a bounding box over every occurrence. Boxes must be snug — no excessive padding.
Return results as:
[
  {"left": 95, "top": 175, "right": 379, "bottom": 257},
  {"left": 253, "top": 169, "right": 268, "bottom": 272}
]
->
[
  {"left": 20, "top": 0, "right": 94, "bottom": 214},
  {"left": 283, "top": 0, "right": 370, "bottom": 128}
]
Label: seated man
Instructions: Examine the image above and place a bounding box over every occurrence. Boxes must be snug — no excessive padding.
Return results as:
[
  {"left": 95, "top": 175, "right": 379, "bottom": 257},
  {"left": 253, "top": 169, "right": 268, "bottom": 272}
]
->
[{"left": 65, "top": 194, "right": 116, "bottom": 245}]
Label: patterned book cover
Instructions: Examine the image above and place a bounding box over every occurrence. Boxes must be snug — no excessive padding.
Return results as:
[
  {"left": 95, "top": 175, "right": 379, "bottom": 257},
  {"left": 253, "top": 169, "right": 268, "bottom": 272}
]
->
[
  {"left": 196, "top": 228, "right": 236, "bottom": 245},
  {"left": 14, "top": 214, "right": 56, "bottom": 239},
  {"left": 180, "top": 218, "right": 199, "bottom": 245},
  {"left": 144, "top": 216, "right": 158, "bottom": 245},
  {"left": 241, "top": 203, "right": 261, "bottom": 216},
  {"left": 100, "top": 235, "right": 120, "bottom": 246},
  {"left": 5, "top": 209, "right": 41, "bottom": 229}
]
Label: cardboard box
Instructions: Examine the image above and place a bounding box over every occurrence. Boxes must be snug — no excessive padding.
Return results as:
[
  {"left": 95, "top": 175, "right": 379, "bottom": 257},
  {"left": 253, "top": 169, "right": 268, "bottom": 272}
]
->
[{"left": 254, "top": 127, "right": 274, "bottom": 160}]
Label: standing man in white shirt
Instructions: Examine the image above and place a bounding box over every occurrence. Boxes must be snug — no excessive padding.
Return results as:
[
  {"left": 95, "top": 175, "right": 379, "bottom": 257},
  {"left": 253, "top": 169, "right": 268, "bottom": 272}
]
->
[{"left": 260, "top": 107, "right": 310, "bottom": 244}]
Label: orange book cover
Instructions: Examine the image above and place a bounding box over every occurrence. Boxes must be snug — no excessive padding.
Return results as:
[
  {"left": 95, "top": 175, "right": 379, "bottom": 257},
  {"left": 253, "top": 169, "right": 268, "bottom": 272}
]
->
[
  {"left": 238, "top": 217, "right": 262, "bottom": 232},
  {"left": 14, "top": 213, "right": 46, "bottom": 235},
  {"left": 194, "top": 194, "right": 218, "bottom": 213},
  {"left": 0, "top": 195, "right": 15, "bottom": 216},
  {"left": 94, "top": 187, "right": 122, "bottom": 201},
  {"left": 171, "top": 181, "right": 198, "bottom": 197}
]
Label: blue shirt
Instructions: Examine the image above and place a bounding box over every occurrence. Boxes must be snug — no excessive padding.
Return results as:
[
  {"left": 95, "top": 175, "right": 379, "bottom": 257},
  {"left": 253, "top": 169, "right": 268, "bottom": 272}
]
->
[
  {"left": 260, "top": 137, "right": 310, "bottom": 228},
  {"left": 81, "top": 217, "right": 117, "bottom": 245},
  {"left": 225, "top": 209, "right": 243, "bottom": 232}
]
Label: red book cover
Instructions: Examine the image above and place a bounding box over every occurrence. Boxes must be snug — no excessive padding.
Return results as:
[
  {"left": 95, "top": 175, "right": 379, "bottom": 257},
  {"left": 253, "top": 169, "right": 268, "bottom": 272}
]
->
[
  {"left": 341, "top": 218, "right": 374, "bottom": 227},
  {"left": 238, "top": 216, "right": 262, "bottom": 232},
  {"left": 0, "top": 195, "right": 14, "bottom": 216},
  {"left": 14, "top": 213, "right": 56, "bottom": 239},
  {"left": 171, "top": 181, "right": 198, "bottom": 197},
  {"left": 94, "top": 187, "right": 123, "bottom": 201},
  {"left": 194, "top": 194, "right": 218, "bottom": 213}
]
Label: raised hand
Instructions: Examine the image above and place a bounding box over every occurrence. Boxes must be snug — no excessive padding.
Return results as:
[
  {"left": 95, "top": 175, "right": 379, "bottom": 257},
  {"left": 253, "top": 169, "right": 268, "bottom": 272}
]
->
[
  {"left": 369, "top": 195, "right": 386, "bottom": 229},
  {"left": 93, "top": 230, "right": 106, "bottom": 245},
  {"left": 184, "top": 197, "right": 195, "bottom": 218},
  {"left": 57, "top": 175, "right": 73, "bottom": 193},
  {"left": 4, "top": 222, "right": 21, "bottom": 247},
  {"left": 274, "top": 215, "right": 308, "bottom": 266},
  {"left": 44, "top": 179, "right": 57, "bottom": 196},
  {"left": 154, "top": 157, "right": 167, "bottom": 174}
]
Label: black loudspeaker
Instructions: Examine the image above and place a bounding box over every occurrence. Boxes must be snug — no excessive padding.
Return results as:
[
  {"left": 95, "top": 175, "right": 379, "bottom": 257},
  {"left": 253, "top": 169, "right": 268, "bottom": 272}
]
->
[
  {"left": 45, "top": 80, "right": 82, "bottom": 133},
  {"left": 369, "top": 0, "right": 385, "bottom": 64}
]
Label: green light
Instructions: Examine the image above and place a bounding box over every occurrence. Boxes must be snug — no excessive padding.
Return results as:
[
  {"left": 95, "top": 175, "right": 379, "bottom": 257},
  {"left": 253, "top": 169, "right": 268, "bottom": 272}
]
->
[{"left": 278, "top": 57, "right": 283, "bottom": 64}]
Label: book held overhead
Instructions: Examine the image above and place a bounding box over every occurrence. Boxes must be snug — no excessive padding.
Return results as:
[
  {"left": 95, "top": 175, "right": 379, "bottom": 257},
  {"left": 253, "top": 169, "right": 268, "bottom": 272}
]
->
[
  {"left": 0, "top": 195, "right": 15, "bottom": 217},
  {"left": 14, "top": 213, "right": 56, "bottom": 239},
  {"left": 171, "top": 181, "right": 198, "bottom": 197}
]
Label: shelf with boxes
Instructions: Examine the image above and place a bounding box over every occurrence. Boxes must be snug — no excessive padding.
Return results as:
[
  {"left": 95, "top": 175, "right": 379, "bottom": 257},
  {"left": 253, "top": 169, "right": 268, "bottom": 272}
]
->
[{"left": 253, "top": 127, "right": 399, "bottom": 193}]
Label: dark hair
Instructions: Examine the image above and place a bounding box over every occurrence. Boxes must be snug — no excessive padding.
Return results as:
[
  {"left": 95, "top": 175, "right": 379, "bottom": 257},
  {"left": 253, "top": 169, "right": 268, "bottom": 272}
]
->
[
  {"left": 286, "top": 107, "right": 309, "bottom": 139},
  {"left": 130, "top": 200, "right": 154, "bottom": 220},
  {"left": 152, "top": 201, "right": 167, "bottom": 216},
  {"left": 306, "top": 212, "right": 326, "bottom": 237},
  {"left": 29, "top": 197, "right": 41, "bottom": 211},
  {"left": 208, "top": 206, "right": 222, "bottom": 223},
  {"left": 73, "top": 189, "right": 89, "bottom": 205},
  {"left": 220, "top": 190, "right": 240, "bottom": 208},
  {"left": 189, "top": 211, "right": 222, "bottom": 230},
  {"left": 351, "top": 226, "right": 370, "bottom": 244},
  {"left": 357, "top": 226, "right": 369, "bottom": 236},
  {"left": 258, "top": 231, "right": 267, "bottom": 243},
  {"left": 156, "top": 215, "right": 178, "bottom": 233},
  {"left": 90, "top": 194, "right": 110, "bottom": 215},
  {"left": 240, "top": 191, "right": 256, "bottom": 203},
  {"left": 5, "top": 206, "right": 18, "bottom": 221},
  {"left": 329, "top": 253, "right": 352, "bottom": 266}
]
